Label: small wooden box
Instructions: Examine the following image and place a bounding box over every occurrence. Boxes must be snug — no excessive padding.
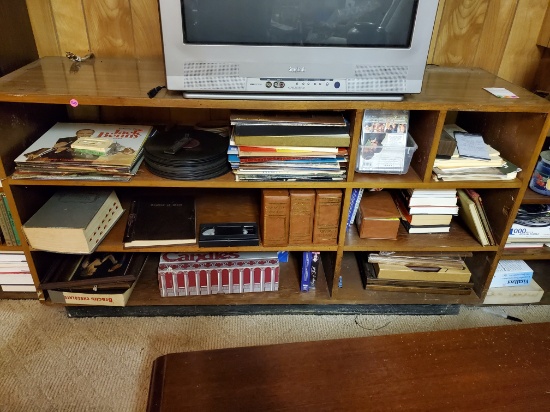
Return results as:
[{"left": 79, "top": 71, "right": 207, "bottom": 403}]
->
[{"left": 355, "top": 191, "right": 400, "bottom": 239}]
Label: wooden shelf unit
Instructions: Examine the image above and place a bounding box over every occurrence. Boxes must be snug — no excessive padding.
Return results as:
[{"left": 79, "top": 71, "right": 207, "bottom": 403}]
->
[{"left": 0, "top": 57, "right": 550, "bottom": 311}]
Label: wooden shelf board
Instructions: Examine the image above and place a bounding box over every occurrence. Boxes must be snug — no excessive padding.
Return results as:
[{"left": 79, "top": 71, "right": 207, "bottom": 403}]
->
[
  {"left": 0, "top": 58, "right": 549, "bottom": 113},
  {"left": 8, "top": 167, "right": 349, "bottom": 189},
  {"left": 344, "top": 220, "right": 498, "bottom": 252},
  {"left": 353, "top": 168, "right": 522, "bottom": 189},
  {"left": 331, "top": 253, "right": 482, "bottom": 305},
  {"left": 8, "top": 166, "right": 525, "bottom": 190},
  {"left": 0, "top": 291, "right": 37, "bottom": 300},
  {"left": 501, "top": 246, "right": 550, "bottom": 260},
  {"left": 521, "top": 188, "right": 550, "bottom": 204}
]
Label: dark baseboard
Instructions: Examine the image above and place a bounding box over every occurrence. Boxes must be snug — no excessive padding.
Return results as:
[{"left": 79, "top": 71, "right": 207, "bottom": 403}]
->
[{"left": 65, "top": 304, "right": 460, "bottom": 318}]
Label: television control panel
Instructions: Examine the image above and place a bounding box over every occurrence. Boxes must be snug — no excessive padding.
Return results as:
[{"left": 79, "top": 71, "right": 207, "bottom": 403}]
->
[{"left": 247, "top": 78, "right": 347, "bottom": 93}]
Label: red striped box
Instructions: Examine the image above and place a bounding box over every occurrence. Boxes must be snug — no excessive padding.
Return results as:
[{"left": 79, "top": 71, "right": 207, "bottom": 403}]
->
[{"left": 158, "top": 252, "right": 279, "bottom": 297}]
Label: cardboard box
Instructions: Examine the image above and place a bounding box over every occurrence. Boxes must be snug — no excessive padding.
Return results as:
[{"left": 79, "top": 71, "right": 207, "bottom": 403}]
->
[
  {"left": 489, "top": 260, "right": 533, "bottom": 288},
  {"left": 157, "top": 252, "right": 279, "bottom": 297},
  {"left": 484, "top": 279, "right": 543, "bottom": 304},
  {"left": 355, "top": 191, "right": 400, "bottom": 239}
]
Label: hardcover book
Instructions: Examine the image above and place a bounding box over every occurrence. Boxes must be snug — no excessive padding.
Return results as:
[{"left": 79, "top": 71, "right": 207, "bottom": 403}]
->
[
  {"left": 230, "top": 111, "right": 350, "bottom": 146},
  {"left": 464, "top": 189, "right": 495, "bottom": 245},
  {"left": 123, "top": 196, "right": 196, "bottom": 247},
  {"left": 392, "top": 191, "right": 453, "bottom": 228},
  {"left": 301, "top": 251, "right": 312, "bottom": 292},
  {"left": 22, "top": 189, "right": 124, "bottom": 254},
  {"left": 457, "top": 189, "right": 490, "bottom": 246},
  {"left": 261, "top": 189, "right": 290, "bottom": 246},
  {"left": 157, "top": 252, "right": 279, "bottom": 296},
  {"left": 355, "top": 191, "right": 400, "bottom": 239},
  {"left": 346, "top": 188, "right": 364, "bottom": 230},
  {"left": 309, "top": 251, "right": 320, "bottom": 290},
  {"left": 0, "top": 193, "right": 16, "bottom": 246},
  {"left": 288, "top": 189, "right": 315, "bottom": 245},
  {"left": 313, "top": 189, "right": 342, "bottom": 245},
  {"left": 1, "top": 284, "right": 36, "bottom": 292}
]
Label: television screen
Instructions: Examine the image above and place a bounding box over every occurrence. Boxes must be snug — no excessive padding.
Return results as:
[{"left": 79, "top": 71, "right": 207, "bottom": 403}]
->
[{"left": 182, "top": 0, "right": 418, "bottom": 48}]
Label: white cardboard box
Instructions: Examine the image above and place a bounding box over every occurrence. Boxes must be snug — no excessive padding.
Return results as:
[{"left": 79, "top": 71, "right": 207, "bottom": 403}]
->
[
  {"left": 484, "top": 279, "right": 544, "bottom": 304},
  {"left": 489, "top": 260, "right": 533, "bottom": 288}
]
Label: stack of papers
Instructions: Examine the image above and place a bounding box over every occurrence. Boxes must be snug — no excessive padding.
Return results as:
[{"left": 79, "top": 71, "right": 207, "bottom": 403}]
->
[{"left": 432, "top": 124, "right": 520, "bottom": 181}]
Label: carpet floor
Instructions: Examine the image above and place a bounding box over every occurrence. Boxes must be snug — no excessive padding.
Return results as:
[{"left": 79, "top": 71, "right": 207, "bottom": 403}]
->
[{"left": 1, "top": 300, "right": 549, "bottom": 411}]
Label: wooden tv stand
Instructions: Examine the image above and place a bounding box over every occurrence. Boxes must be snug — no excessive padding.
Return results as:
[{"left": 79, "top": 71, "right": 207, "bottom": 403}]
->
[{"left": 0, "top": 58, "right": 549, "bottom": 315}]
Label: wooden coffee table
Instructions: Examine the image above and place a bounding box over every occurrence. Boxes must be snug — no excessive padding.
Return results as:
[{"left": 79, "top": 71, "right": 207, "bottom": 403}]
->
[{"left": 147, "top": 323, "right": 550, "bottom": 411}]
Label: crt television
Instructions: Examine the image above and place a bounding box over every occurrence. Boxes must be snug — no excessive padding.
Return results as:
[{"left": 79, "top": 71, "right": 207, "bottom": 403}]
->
[{"left": 159, "top": 0, "right": 439, "bottom": 100}]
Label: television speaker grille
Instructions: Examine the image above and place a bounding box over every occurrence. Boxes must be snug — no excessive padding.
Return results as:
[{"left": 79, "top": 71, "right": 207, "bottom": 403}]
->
[
  {"left": 183, "top": 62, "right": 247, "bottom": 90},
  {"left": 348, "top": 65, "right": 408, "bottom": 93}
]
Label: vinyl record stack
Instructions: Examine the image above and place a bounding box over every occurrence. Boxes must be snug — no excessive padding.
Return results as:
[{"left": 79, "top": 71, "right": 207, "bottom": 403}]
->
[{"left": 144, "top": 126, "right": 230, "bottom": 180}]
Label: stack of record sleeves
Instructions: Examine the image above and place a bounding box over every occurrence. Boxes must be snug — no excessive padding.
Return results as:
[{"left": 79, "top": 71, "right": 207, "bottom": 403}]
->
[{"left": 144, "top": 126, "right": 230, "bottom": 180}]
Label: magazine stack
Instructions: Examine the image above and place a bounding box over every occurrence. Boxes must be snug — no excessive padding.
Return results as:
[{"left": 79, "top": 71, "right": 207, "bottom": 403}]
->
[
  {"left": 228, "top": 111, "right": 349, "bottom": 182},
  {"left": 13, "top": 122, "right": 155, "bottom": 181}
]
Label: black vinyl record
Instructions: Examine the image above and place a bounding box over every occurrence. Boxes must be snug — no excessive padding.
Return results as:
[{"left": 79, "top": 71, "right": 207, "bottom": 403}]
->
[{"left": 144, "top": 126, "right": 230, "bottom": 180}]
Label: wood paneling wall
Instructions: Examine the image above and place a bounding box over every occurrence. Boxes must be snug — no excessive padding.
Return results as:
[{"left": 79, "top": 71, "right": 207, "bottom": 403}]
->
[{"left": 24, "top": 0, "right": 550, "bottom": 89}]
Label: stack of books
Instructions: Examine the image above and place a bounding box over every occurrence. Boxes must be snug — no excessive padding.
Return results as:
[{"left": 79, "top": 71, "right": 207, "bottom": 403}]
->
[
  {"left": 228, "top": 111, "right": 349, "bottom": 182},
  {"left": 157, "top": 252, "right": 280, "bottom": 296},
  {"left": 505, "top": 204, "right": 550, "bottom": 248},
  {"left": 432, "top": 124, "right": 521, "bottom": 181},
  {"left": 392, "top": 189, "right": 458, "bottom": 233},
  {"left": 13, "top": 122, "right": 155, "bottom": 181},
  {"left": 0, "top": 252, "right": 34, "bottom": 293},
  {"left": 40, "top": 252, "right": 148, "bottom": 306},
  {"left": 261, "top": 189, "right": 343, "bottom": 247},
  {"left": 357, "top": 251, "right": 473, "bottom": 295}
]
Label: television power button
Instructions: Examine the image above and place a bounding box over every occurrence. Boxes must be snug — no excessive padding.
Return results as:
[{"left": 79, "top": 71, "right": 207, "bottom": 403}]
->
[{"left": 334, "top": 82, "right": 341, "bottom": 89}]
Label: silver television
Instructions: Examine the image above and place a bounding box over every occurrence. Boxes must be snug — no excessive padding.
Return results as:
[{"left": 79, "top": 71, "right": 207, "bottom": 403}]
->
[{"left": 159, "top": 0, "right": 439, "bottom": 100}]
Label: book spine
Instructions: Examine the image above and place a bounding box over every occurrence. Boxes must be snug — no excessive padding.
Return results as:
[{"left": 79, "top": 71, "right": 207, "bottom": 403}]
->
[
  {"left": 309, "top": 252, "right": 320, "bottom": 290},
  {"left": 123, "top": 200, "right": 139, "bottom": 244},
  {"left": 288, "top": 189, "right": 315, "bottom": 245},
  {"left": 312, "top": 189, "right": 343, "bottom": 245},
  {"left": 234, "top": 134, "right": 350, "bottom": 148},
  {"left": 261, "top": 189, "right": 290, "bottom": 246},
  {"left": 301, "top": 252, "right": 312, "bottom": 292},
  {"left": 465, "top": 189, "right": 496, "bottom": 245},
  {"left": 0, "top": 194, "right": 15, "bottom": 246},
  {"left": 2, "top": 195, "right": 20, "bottom": 246},
  {"left": 347, "top": 188, "right": 364, "bottom": 230}
]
